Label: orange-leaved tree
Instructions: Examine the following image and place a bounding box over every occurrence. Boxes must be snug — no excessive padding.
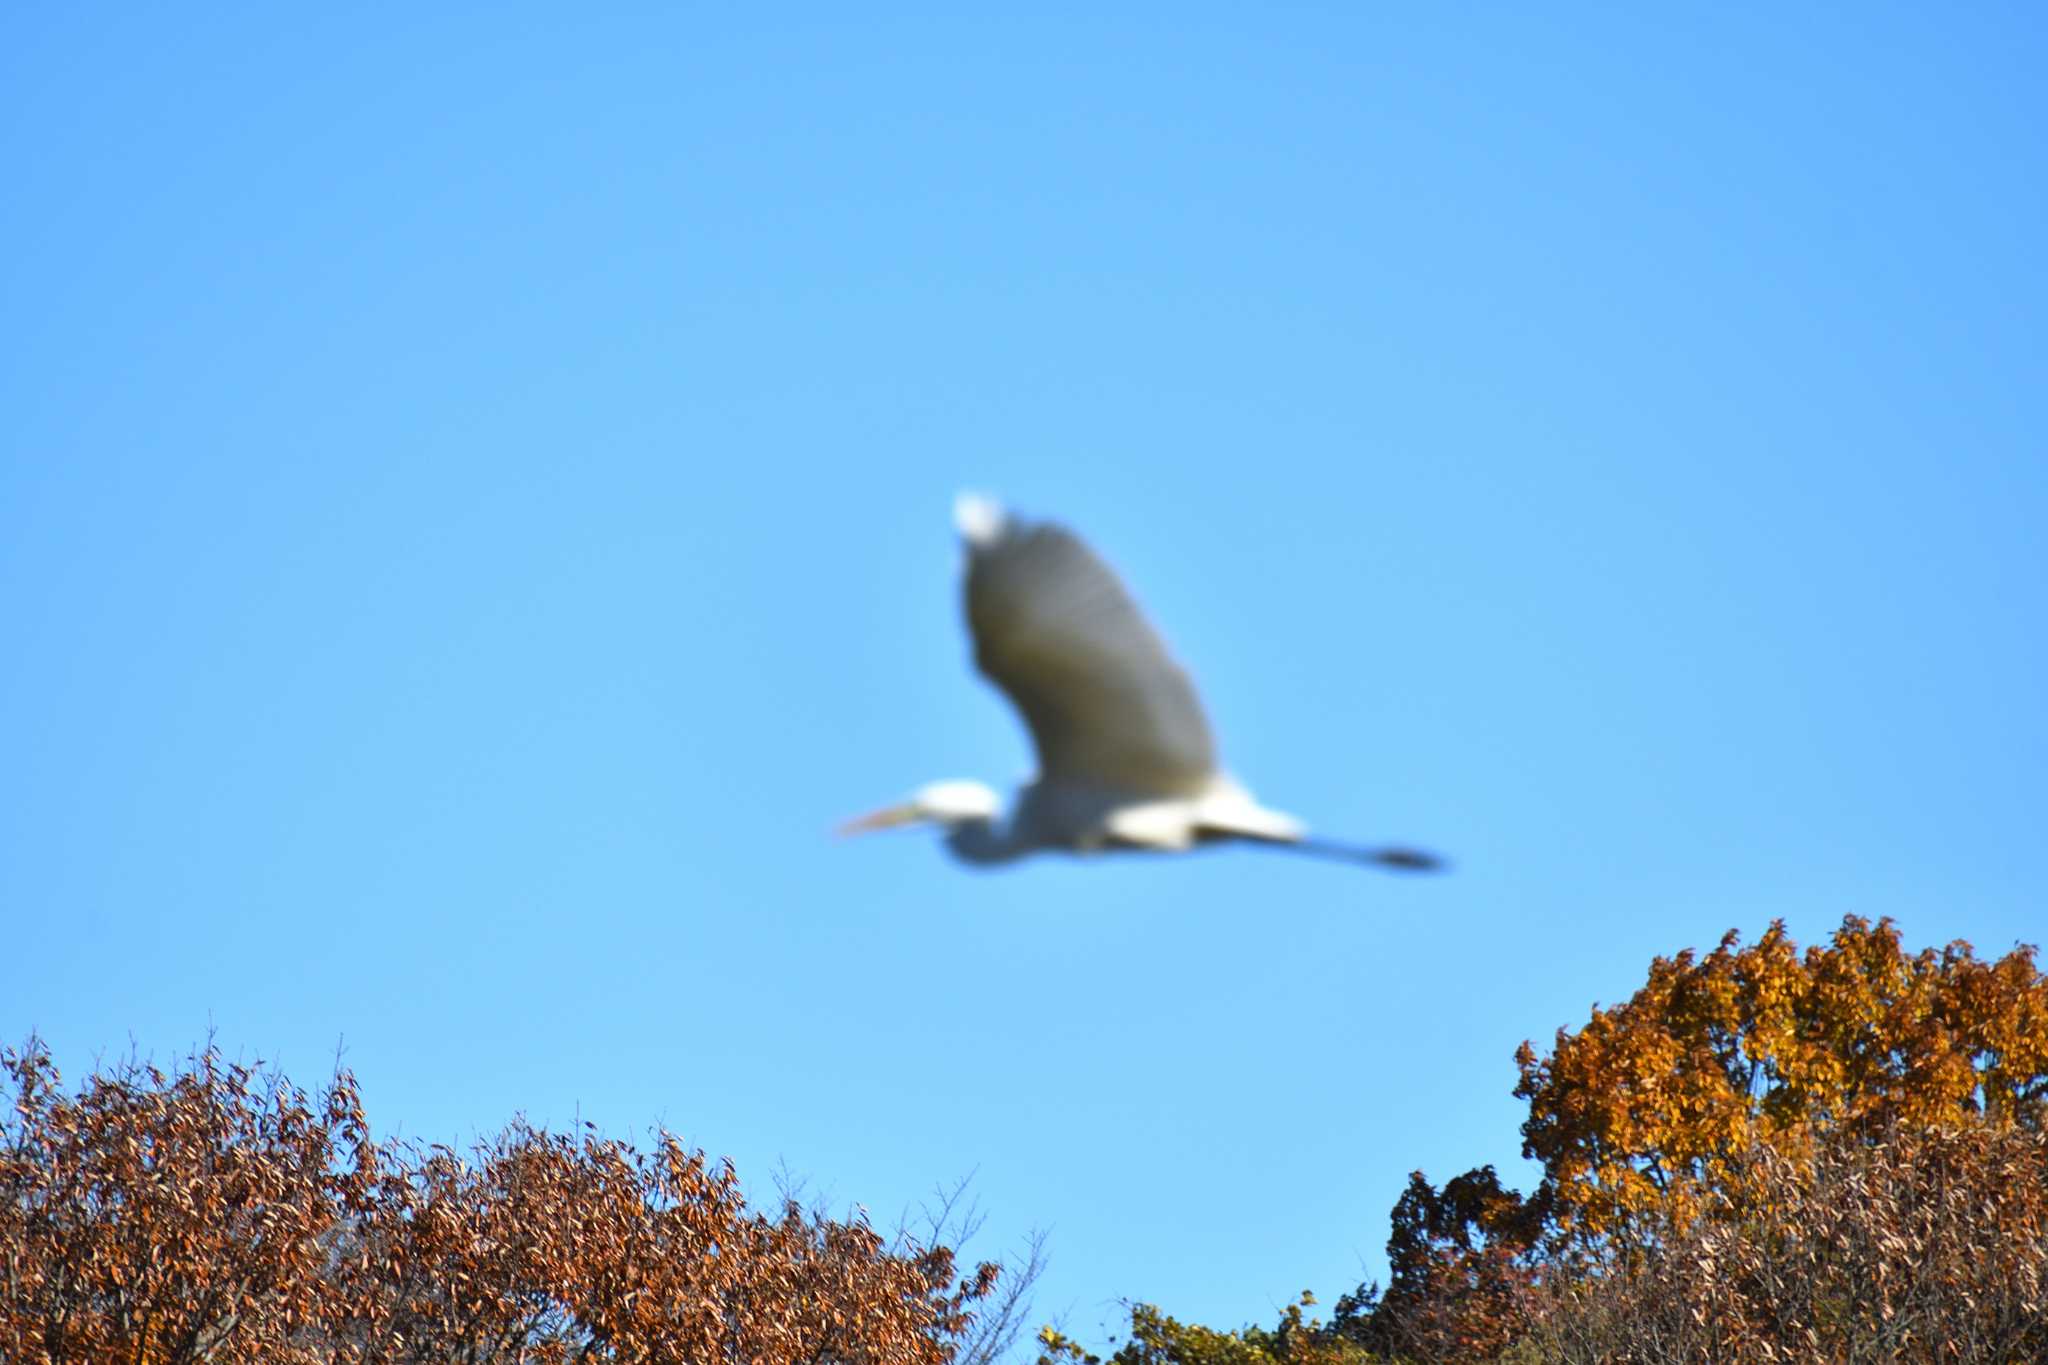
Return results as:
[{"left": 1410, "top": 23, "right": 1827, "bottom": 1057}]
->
[
  {"left": 1320, "top": 915, "right": 2048, "bottom": 1356},
  {"left": 1515, "top": 914, "right": 2048, "bottom": 1245},
  {"left": 1041, "top": 916, "right": 2048, "bottom": 1363}
]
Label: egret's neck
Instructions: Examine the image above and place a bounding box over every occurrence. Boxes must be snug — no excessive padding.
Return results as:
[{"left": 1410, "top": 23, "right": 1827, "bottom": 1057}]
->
[{"left": 943, "top": 817, "right": 1027, "bottom": 866}]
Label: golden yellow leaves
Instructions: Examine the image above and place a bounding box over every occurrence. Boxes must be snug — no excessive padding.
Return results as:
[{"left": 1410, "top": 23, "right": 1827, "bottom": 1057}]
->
[
  {"left": 1057, "top": 915, "right": 2048, "bottom": 1362},
  {"left": 1516, "top": 915, "right": 2048, "bottom": 1245}
]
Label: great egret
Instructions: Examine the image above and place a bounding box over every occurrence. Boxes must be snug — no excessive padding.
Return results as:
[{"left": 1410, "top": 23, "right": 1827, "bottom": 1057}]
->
[{"left": 841, "top": 495, "right": 1444, "bottom": 872}]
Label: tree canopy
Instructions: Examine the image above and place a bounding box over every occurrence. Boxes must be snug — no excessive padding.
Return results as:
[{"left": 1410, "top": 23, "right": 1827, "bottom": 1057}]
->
[
  {"left": 1516, "top": 914, "right": 2048, "bottom": 1244},
  {"left": 1050, "top": 915, "right": 2048, "bottom": 1364},
  {"left": 10, "top": 914, "right": 2045, "bottom": 1363},
  {"left": 0, "top": 1041, "right": 999, "bottom": 1363}
]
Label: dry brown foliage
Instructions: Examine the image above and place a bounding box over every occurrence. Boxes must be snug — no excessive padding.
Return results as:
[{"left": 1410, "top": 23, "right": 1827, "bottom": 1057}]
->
[
  {"left": 0, "top": 1039, "right": 997, "bottom": 1363},
  {"left": 1518, "top": 1120, "right": 2048, "bottom": 1364}
]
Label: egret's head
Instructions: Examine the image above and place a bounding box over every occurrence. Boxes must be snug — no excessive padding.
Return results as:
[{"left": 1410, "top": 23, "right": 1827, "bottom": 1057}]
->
[{"left": 837, "top": 779, "right": 1003, "bottom": 835}]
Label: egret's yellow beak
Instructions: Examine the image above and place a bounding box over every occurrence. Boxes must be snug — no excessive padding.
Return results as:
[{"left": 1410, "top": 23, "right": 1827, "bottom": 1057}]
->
[{"left": 835, "top": 802, "right": 920, "bottom": 837}]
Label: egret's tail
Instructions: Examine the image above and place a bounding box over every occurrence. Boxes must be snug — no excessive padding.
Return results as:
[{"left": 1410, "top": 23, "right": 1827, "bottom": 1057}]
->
[{"left": 1191, "top": 782, "right": 1306, "bottom": 845}]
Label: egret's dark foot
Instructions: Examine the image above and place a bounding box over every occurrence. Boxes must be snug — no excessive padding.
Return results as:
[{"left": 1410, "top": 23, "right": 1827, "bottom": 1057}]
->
[{"left": 1375, "top": 847, "right": 1447, "bottom": 872}]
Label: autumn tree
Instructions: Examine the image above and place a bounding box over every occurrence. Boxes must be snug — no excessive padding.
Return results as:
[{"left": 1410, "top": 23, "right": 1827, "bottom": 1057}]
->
[
  {"left": 0, "top": 1038, "right": 1003, "bottom": 1364},
  {"left": 1055, "top": 915, "right": 2048, "bottom": 1363},
  {"left": 1514, "top": 914, "right": 2048, "bottom": 1247}
]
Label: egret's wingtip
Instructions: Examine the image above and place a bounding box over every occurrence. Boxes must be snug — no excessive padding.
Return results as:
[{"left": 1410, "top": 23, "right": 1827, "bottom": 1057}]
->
[{"left": 953, "top": 491, "right": 1006, "bottom": 546}]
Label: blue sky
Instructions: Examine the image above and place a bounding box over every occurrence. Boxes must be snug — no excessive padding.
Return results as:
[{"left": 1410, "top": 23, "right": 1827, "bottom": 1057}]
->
[{"left": 5, "top": 3, "right": 2044, "bottom": 1342}]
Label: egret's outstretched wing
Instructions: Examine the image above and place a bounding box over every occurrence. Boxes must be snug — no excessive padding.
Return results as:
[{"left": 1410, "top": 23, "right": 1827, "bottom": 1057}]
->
[{"left": 957, "top": 496, "right": 1217, "bottom": 794}]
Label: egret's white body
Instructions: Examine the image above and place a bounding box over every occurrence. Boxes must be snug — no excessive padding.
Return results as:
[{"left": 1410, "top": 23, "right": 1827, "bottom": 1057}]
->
[{"left": 842, "top": 495, "right": 1441, "bottom": 872}]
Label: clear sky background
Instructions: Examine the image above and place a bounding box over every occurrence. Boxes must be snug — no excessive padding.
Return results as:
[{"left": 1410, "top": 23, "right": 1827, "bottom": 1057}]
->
[{"left": 5, "top": 4, "right": 2044, "bottom": 1344}]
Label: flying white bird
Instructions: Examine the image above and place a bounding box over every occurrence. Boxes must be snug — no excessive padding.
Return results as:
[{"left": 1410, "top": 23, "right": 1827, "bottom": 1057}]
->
[{"left": 841, "top": 495, "right": 1444, "bottom": 871}]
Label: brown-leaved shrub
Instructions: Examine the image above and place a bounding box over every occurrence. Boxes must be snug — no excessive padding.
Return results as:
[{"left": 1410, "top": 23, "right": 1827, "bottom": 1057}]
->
[
  {"left": 0, "top": 1038, "right": 998, "bottom": 1363},
  {"left": 1520, "top": 1120, "right": 2048, "bottom": 1363}
]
